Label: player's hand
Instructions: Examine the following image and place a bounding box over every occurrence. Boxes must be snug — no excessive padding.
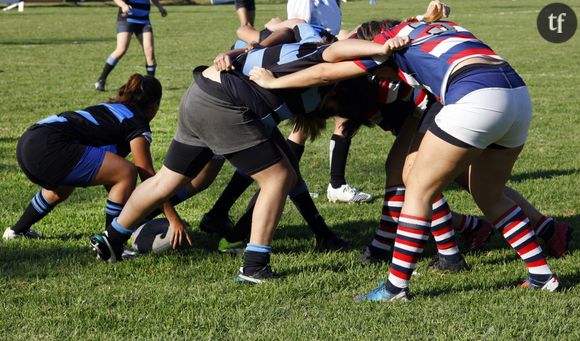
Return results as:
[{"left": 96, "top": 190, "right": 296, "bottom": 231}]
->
[
  {"left": 425, "top": 0, "right": 450, "bottom": 21},
  {"left": 213, "top": 53, "right": 235, "bottom": 71},
  {"left": 159, "top": 7, "right": 167, "bottom": 17},
  {"left": 249, "top": 67, "right": 276, "bottom": 89},
  {"left": 383, "top": 35, "right": 411, "bottom": 54},
  {"left": 169, "top": 220, "right": 192, "bottom": 249},
  {"left": 121, "top": 4, "right": 132, "bottom": 15},
  {"left": 265, "top": 17, "right": 283, "bottom": 30}
]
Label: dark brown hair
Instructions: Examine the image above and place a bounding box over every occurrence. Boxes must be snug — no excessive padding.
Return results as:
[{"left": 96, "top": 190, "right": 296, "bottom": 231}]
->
[
  {"left": 354, "top": 19, "right": 401, "bottom": 41},
  {"left": 109, "top": 74, "right": 162, "bottom": 112}
]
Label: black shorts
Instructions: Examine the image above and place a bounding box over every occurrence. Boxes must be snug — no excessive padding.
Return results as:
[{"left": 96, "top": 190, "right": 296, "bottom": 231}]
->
[
  {"left": 116, "top": 21, "right": 153, "bottom": 35},
  {"left": 17, "top": 126, "right": 90, "bottom": 189},
  {"left": 234, "top": 0, "right": 255, "bottom": 10},
  {"left": 164, "top": 139, "right": 282, "bottom": 178}
]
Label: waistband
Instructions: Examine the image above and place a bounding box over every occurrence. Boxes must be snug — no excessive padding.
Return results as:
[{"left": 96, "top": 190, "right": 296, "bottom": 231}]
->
[
  {"left": 192, "top": 66, "right": 230, "bottom": 103},
  {"left": 446, "top": 63, "right": 526, "bottom": 105}
]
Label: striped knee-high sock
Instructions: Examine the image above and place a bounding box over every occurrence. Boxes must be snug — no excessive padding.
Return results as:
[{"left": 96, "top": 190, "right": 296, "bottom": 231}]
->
[
  {"left": 495, "top": 206, "right": 553, "bottom": 285},
  {"left": 458, "top": 214, "right": 480, "bottom": 233},
  {"left": 105, "top": 199, "right": 124, "bottom": 227},
  {"left": 386, "top": 214, "right": 430, "bottom": 292},
  {"left": 11, "top": 191, "right": 55, "bottom": 233},
  {"left": 431, "top": 194, "right": 461, "bottom": 262},
  {"left": 369, "top": 186, "right": 405, "bottom": 257},
  {"left": 533, "top": 215, "right": 555, "bottom": 240}
]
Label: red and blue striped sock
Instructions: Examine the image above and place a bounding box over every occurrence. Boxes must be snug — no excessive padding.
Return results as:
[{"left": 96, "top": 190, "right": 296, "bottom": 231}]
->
[
  {"left": 369, "top": 186, "right": 405, "bottom": 257},
  {"left": 386, "top": 214, "right": 430, "bottom": 292},
  {"left": 431, "top": 194, "right": 461, "bottom": 262},
  {"left": 495, "top": 206, "right": 552, "bottom": 285}
]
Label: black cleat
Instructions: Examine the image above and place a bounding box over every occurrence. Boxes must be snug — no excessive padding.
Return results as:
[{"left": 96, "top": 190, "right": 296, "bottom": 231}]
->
[
  {"left": 428, "top": 254, "right": 470, "bottom": 273},
  {"left": 94, "top": 79, "right": 105, "bottom": 91}
]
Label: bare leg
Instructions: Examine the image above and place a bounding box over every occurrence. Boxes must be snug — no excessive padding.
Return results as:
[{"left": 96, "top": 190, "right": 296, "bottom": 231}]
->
[
  {"left": 248, "top": 156, "right": 296, "bottom": 245},
  {"left": 117, "top": 166, "right": 192, "bottom": 229}
]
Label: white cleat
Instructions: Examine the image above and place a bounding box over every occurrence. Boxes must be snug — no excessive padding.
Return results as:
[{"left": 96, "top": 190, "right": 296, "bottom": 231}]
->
[
  {"left": 3, "top": 227, "right": 42, "bottom": 240},
  {"left": 327, "top": 184, "right": 372, "bottom": 203}
]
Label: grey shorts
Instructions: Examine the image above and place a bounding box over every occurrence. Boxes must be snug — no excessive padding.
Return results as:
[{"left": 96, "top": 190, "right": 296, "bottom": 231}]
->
[{"left": 174, "top": 81, "right": 270, "bottom": 156}]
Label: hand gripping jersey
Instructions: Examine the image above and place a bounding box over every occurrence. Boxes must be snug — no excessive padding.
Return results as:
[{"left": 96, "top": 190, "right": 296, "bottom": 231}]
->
[
  {"left": 221, "top": 37, "right": 333, "bottom": 129},
  {"left": 118, "top": 0, "right": 151, "bottom": 24},
  {"left": 355, "top": 20, "right": 504, "bottom": 104}
]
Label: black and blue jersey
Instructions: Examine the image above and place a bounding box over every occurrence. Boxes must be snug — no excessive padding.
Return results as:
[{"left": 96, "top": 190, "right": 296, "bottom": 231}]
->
[
  {"left": 20, "top": 103, "right": 151, "bottom": 186},
  {"left": 118, "top": 0, "right": 151, "bottom": 25}
]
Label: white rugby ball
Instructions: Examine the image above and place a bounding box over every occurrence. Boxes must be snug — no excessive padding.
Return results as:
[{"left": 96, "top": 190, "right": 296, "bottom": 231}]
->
[{"left": 130, "top": 218, "right": 188, "bottom": 254}]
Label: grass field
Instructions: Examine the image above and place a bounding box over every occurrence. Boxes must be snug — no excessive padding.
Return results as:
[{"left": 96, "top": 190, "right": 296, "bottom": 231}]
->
[{"left": 1, "top": 0, "right": 579, "bottom": 339}]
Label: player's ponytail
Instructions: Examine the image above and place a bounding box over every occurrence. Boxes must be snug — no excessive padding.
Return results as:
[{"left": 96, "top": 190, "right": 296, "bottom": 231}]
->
[{"left": 109, "top": 74, "right": 162, "bottom": 112}]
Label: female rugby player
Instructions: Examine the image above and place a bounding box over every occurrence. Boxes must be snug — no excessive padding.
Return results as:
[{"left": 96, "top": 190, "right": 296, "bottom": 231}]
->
[
  {"left": 5, "top": 75, "right": 190, "bottom": 250},
  {"left": 95, "top": 0, "right": 167, "bottom": 91}
]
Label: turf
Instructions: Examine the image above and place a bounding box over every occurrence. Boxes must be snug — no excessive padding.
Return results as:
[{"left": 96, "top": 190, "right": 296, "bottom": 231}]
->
[{"left": 0, "top": 1, "right": 579, "bottom": 339}]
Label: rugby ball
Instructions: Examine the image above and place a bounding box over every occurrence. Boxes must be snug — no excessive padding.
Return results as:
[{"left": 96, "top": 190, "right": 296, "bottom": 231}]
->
[{"left": 130, "top": 218, "right": 189, "bottom": 254}]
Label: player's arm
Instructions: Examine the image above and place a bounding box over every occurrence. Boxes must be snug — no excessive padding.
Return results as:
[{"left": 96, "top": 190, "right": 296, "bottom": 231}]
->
[
  {"left": 265, "top": 18, "right": 306, "bottom": 32},
  {"left": 249, "top": 36, "right": 410, "bottom": 89},
  {"left": 321, "top": 36, "right": 410, "bottom": 63},
  {"left": 129, "top": 136, "right": 192, "bottom": 248},
  {"left": 150, "top": 0, "right": 167, "bottom": 17},
  {"left": 250, "top": 61, "right": 365, "bottom": 89}
]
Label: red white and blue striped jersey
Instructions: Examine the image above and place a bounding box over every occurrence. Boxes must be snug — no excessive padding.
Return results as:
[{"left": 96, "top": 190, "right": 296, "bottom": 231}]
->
[{"left": 355, "top": 20, "right": 504, "bottom": 104}]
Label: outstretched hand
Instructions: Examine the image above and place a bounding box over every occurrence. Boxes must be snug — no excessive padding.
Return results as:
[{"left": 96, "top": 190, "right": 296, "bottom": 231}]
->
[{"left": 169, "top": 220, "right": 193, "bottom": 249}]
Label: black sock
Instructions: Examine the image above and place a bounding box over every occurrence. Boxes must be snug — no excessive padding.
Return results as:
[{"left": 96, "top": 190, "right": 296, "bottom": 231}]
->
[
  {"left": 243, "top": 250, "right": 270, "bottom": 274},
  {"left": 289, "top": 181, "right": 333, "bottom": 239},
  {"left": 98, "top": 56, "right": 117, "bottom": 81},
  {"left": 105, "top": 199, "right": 124, "bottom": 227},
  {"left": 105, "top": 219, "right": 132, "bottom": 245},
  {"left": 286, "top": 139, "right": 305, "bottom": 162},
  {"left": 12, "top": 191, "right": 54, "bottom": 233},
  {"left": 208, "top": 170, "right": 254, "bottom": 218},
  {"left": 146, "top": 64, "right": 157, "bottom": 76},
  {"left": 329, "top": 134, "right": 350, "bottom": 188}
]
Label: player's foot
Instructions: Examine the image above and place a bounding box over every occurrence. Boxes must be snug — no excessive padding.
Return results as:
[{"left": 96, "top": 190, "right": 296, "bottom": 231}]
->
[
  {"left": 520, "top": 274, "right": 560, "bottom": 292},
  {"left": 315, "top": 234, "right": 350, "bottom": 251},
  {"left": 236, "top": 265, "right": 277, "bottom": 284},
  {"left": 90, "top": 232, "right": 123, "bottom": 263},
  {"left": 544, "top": 221, "right": 572, "bottom": 258},
  {"left": 353, "top": 280, "right": 408, "bottom": 302},
  {"left": 94, "top": 79, "right": 105, "bottom": 91},
  {"left": 326, "top": 184, "right": 372, "bottom": 203},
  {"left": 428, "top": 254, "right": 470, "bottom": 273},
  {"left": 359, "top": 245, "right": 391, "bottom": 264},
  {"left": 218, "top": 238, "right": 245, "bottom": 255},
  {"left": 3, "top": 227, "right": 42, "bottom": 240},
  {"left": 199, "top": 213, "right": 234, "bottom": 237},
  {"left": 461, "top": 219, "right": 494, "bottom": 252}
]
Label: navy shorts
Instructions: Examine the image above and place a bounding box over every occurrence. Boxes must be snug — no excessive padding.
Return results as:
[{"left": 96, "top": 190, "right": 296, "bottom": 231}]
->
[
  {"left": 59, "top": 146, "right": 106, "bottom": 187},
  {"left": 116, "top": 21, "right": 152, "bottom": 35}
]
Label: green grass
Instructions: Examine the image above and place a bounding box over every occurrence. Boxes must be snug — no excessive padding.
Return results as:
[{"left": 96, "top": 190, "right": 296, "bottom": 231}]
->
[{"left": 1, "top": 1, "right": 579, "bottom": 339}]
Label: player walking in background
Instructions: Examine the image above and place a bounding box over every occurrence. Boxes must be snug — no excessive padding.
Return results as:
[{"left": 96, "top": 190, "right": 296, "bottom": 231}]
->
[
  {"left": 5, "top": 75, "right": 191, "bottom": 250},
  {"left": 94, "top": 0, "right": 167, "bottom": 91}
]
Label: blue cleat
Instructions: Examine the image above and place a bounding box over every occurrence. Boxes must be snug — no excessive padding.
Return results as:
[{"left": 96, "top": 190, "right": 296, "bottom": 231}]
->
[{"left": 353, "top": 279, "right": 408, "bottom": 302}]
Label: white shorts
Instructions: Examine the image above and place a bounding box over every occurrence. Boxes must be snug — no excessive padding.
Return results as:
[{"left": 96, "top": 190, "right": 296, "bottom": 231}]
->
[
  {"left": 287, "top": 0, "right": 342, "bottom": 35},
  {"left": 433, "top": 86, "right": 532, "bottom": 149}
]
